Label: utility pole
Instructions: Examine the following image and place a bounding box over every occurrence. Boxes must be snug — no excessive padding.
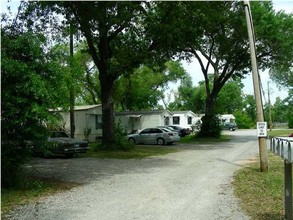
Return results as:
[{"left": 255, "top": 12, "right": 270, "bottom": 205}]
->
[
  {"left": 244, "top": 0, "right": 268, "bottom": 172},
  {"left": 70, "top": 24, "right": 75, "bottom": 138},
  {"left": 268, "top": 81, "right": 273, "bottom": 131}
]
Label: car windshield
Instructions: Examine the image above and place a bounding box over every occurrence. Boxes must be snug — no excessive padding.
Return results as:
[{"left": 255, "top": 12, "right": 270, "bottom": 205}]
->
[
  {"left": 166, "top": 127, "right": 175, "bottom": 131},
  {"left": 161, "top": 128, "right": 172, "bottom": 132},
  {"left": 50, "top": 132, "right": 70, "bottom": 138}
]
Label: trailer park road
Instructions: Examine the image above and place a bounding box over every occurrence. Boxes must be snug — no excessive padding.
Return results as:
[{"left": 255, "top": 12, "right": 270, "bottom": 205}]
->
[{"left": 7, "top": 129, "right": 259, "bottom": 220}]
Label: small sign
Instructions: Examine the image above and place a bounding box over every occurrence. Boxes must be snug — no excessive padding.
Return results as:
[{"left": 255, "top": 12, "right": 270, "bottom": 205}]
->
[{"left": 257, "top": 122, "right": 267, "bottom": 137}]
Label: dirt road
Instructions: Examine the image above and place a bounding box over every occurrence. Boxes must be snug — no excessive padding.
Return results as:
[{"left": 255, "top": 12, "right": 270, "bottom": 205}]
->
[{"left": 8, "top": 129, "right": 259, "bottom": 220}]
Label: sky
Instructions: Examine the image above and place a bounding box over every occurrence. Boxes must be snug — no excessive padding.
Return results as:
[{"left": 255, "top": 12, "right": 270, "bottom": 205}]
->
[{"left": 1, "top": 0, "right": 292, "bottom": 105}]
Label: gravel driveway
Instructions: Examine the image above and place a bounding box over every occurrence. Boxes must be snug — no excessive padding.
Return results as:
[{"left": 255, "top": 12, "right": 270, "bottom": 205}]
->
[{"left": 7, "top": 130, "right": 259, "bottom": 220}]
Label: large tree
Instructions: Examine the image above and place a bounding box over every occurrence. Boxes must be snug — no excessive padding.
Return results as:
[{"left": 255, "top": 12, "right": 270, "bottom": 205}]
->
[
  {"left": 37, "top": 2, "right": 168, "bottom": 146},
  {"left": 148, "top": 1, "right": 293, "bottom": 137},
  {"left": 268, "top": 11, "right": 293, "bottom": 89}
]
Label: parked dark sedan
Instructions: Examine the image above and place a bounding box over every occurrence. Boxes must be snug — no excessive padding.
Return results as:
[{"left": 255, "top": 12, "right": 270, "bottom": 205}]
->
[
  {"left": 33, "top": 131, "right": 89, "bottom": 157},
  {"left": 222, "top": 122, "right": 237, "bottom": 131},
  {"left": 168, "top": 125, "right": 191, "bottom": 137}
]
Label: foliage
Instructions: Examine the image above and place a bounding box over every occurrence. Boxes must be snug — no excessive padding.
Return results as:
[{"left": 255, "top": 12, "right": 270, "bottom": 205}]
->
[
  {"left": 1, "top": 26, "right": 68, "bottom": 188},
  {"left": 234, "top": 110, "right": 254, "bottom": 129},
  {"left": 167, "top": 73, "right": 199, "bottom": 112},
  {"left": 35, "top": 1, "right": 174, "bottom": 145},
  {"left": 288, "top": 117, "right": 293, "bottom": 129},
  {"left": 216, "top": 80, "right": 244, "bottom": 114},
  {"left": 267, "top": 10, "right": 293, "bottom": 89},
  {"left": 242, "top": 95, "right": 257, "bottom": 123},
  {"left": 169, "top": 77, "right": 245, "bottom": 115},
  {"left": 149, "top": 1, "right": 293, "bottom": 137},
  {"left": 271, "top": 96, "right": 293, "bottom": 124},
  {"left": 114, "top": 61, "right": 186, "bottom": 111},
  {"left": 197, "top": 115, "right": 222, "bottom": 138},
  {"left": 95, "top": 122, "right": 135, "bottom": 152}
]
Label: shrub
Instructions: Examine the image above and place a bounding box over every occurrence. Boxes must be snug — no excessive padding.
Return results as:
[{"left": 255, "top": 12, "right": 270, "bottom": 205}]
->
[
  {"left": 288, "top": 116, "right": 293, "bottom": 128},
  {"left": 95, "top": 122, "right": 135, "bottom": 151},
  {"left": 234, "top": 110, "right": 254, "bottom": 129},
  {"left": 197, "top": 114, "right": 222, "bottom": 138}
]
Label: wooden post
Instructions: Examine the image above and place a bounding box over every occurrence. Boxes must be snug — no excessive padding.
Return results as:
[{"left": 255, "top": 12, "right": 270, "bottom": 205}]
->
[{"left": 244, "top": 0, "right": 268, "bottom": 172}]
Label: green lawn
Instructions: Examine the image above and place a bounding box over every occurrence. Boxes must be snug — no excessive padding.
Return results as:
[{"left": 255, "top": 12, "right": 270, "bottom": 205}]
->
[
  {"left": 179, "top": 133, "right": 230, "bottom": 143},
  {"left": 233, "top": 154, "right": 285, "bottom": 220},
  {"left": 233, "top": 129, "right": 292, "bottom": 220},
  {"left": 85, "top": 142, "right": 178, "bottom": 159},
  {"left": 268, "top": 129, "right": 293, "bottom": 137},
  {"left": 1, "top": 177, "right": 80, "bottom": 217}
]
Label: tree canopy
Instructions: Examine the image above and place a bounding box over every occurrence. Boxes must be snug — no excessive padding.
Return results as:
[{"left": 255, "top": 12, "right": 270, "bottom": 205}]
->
[{"left": 147, "top": 1, "right": 293, "bottom": 137}]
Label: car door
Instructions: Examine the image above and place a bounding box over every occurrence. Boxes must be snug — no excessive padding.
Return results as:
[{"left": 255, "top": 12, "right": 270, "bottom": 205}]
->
[
  {"left": 138, "top": 129, "right": 151, "bottom": 144},
  {"left": 150, "top": 128, "right": 164, "bottom": 144}
]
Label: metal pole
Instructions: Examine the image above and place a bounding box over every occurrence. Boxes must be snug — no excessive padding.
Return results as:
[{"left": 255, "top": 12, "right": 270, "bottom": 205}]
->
[
  {"left": 243, "top": 0, "right": 268, "bottom": 172},
  {"left": 284, "top": 160, "right": 292, "bottom": 220}
]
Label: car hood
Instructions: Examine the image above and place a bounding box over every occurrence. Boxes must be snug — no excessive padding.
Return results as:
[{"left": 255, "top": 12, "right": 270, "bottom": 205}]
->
[
  {"left": 48, "top": 137, "right": 87, "bottom": 144},
  {"left": 127, "top": 134, "right": 140, "bottom": 138}
]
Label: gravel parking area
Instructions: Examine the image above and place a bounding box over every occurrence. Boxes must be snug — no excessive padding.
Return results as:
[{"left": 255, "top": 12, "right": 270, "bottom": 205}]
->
[{"left": 6, "top": 130, "right": 258, "bottom": 220}]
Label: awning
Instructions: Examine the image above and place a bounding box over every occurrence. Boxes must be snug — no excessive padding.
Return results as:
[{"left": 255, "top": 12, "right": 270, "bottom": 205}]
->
[{"left": 128, "top": 115, "right": 141, "bottom": 118}]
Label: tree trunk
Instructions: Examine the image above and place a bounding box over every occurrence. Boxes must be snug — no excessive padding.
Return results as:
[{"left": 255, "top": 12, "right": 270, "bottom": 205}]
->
[
  {"left": 198, "top": 92, "right": 221, "bottom": 138},
  {"left": 69, "top": 24, "right": 75, "bottom": 138},
  {"left": 100, "top": 78, "right": 115, "bottom": 146}
]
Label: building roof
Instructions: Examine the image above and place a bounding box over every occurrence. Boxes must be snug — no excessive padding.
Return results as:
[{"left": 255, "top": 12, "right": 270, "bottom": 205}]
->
[
  {"left": 50, "top": 105, "right": 101, "bottom": 112},
  {"left": 74, "top": 105, "right": 101, "bottom": 111},
  {"left": 115, "top": 109, "right": 173, "bottom": 116},
  {"left": 171, "top": 110, "right": 200, "bottom": 117}
]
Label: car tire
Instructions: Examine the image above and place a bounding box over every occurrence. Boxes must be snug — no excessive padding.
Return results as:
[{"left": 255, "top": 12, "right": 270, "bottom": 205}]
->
[
  {"left": 128, "top": 138, "right": 136, "bottom": 144},
  {"left": 157, "top": 138, "right": 165, "bottom": 145},
  {"left": 65, "top": 153, "right": 75, "bottom": 158}
]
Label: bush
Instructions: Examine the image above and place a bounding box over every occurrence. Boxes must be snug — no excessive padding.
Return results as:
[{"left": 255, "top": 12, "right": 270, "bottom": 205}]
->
[
  {"left": 288, "top": 116, "right": 293, "bottom": 128},
  {"left": 197, "top": 114, "right": 222, "bottom": 138},
  {"left": 95, "top": 122, "right": 135, "bottom": 151},
  {"left": 1, "top": 142, "right": 31, "bottom": 189},
  {"left": 1, "top": 29, "right": 67, "bottom": 188},
  {"left": 234, "top": 110, "right": 254, "bottom": 129}
]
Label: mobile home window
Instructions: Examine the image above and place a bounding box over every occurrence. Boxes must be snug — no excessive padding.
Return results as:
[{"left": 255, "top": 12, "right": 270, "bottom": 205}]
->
[
  {"left": 173, "top": 116, "right": 180, "bottom": 125},
  {"left": 188, "top": 117, "right": 192, "bottom": 125},
  {"left": 95, "top": 115, "right": 102, "bottom": 130}
]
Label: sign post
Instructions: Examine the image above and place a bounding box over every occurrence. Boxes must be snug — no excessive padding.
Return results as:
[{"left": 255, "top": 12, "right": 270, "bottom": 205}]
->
[{"left": 257, "top": 122, "right": 267, "bottom": 137}]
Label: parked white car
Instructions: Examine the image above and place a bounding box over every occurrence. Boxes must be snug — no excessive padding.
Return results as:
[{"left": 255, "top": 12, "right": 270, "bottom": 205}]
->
[{"left": 127, "top": 128, "right": 180, "bottom": 145}]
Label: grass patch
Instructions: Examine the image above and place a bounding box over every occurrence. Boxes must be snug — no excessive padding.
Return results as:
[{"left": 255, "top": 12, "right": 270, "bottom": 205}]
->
[
  {"left": 1, "top": 177, "right": 80, "bottom": 217},
  {"left": 85, "top": 142, "right": 177, "bottom": 159},
  {"left": 180, "top": 133, "right": 230, "bottom": 143},
  {"left": 233, "top": 154, "right": 286, "bottom": 220},
  {"left": 268, "top": 129, "right": 292, "bottom": 137}
]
